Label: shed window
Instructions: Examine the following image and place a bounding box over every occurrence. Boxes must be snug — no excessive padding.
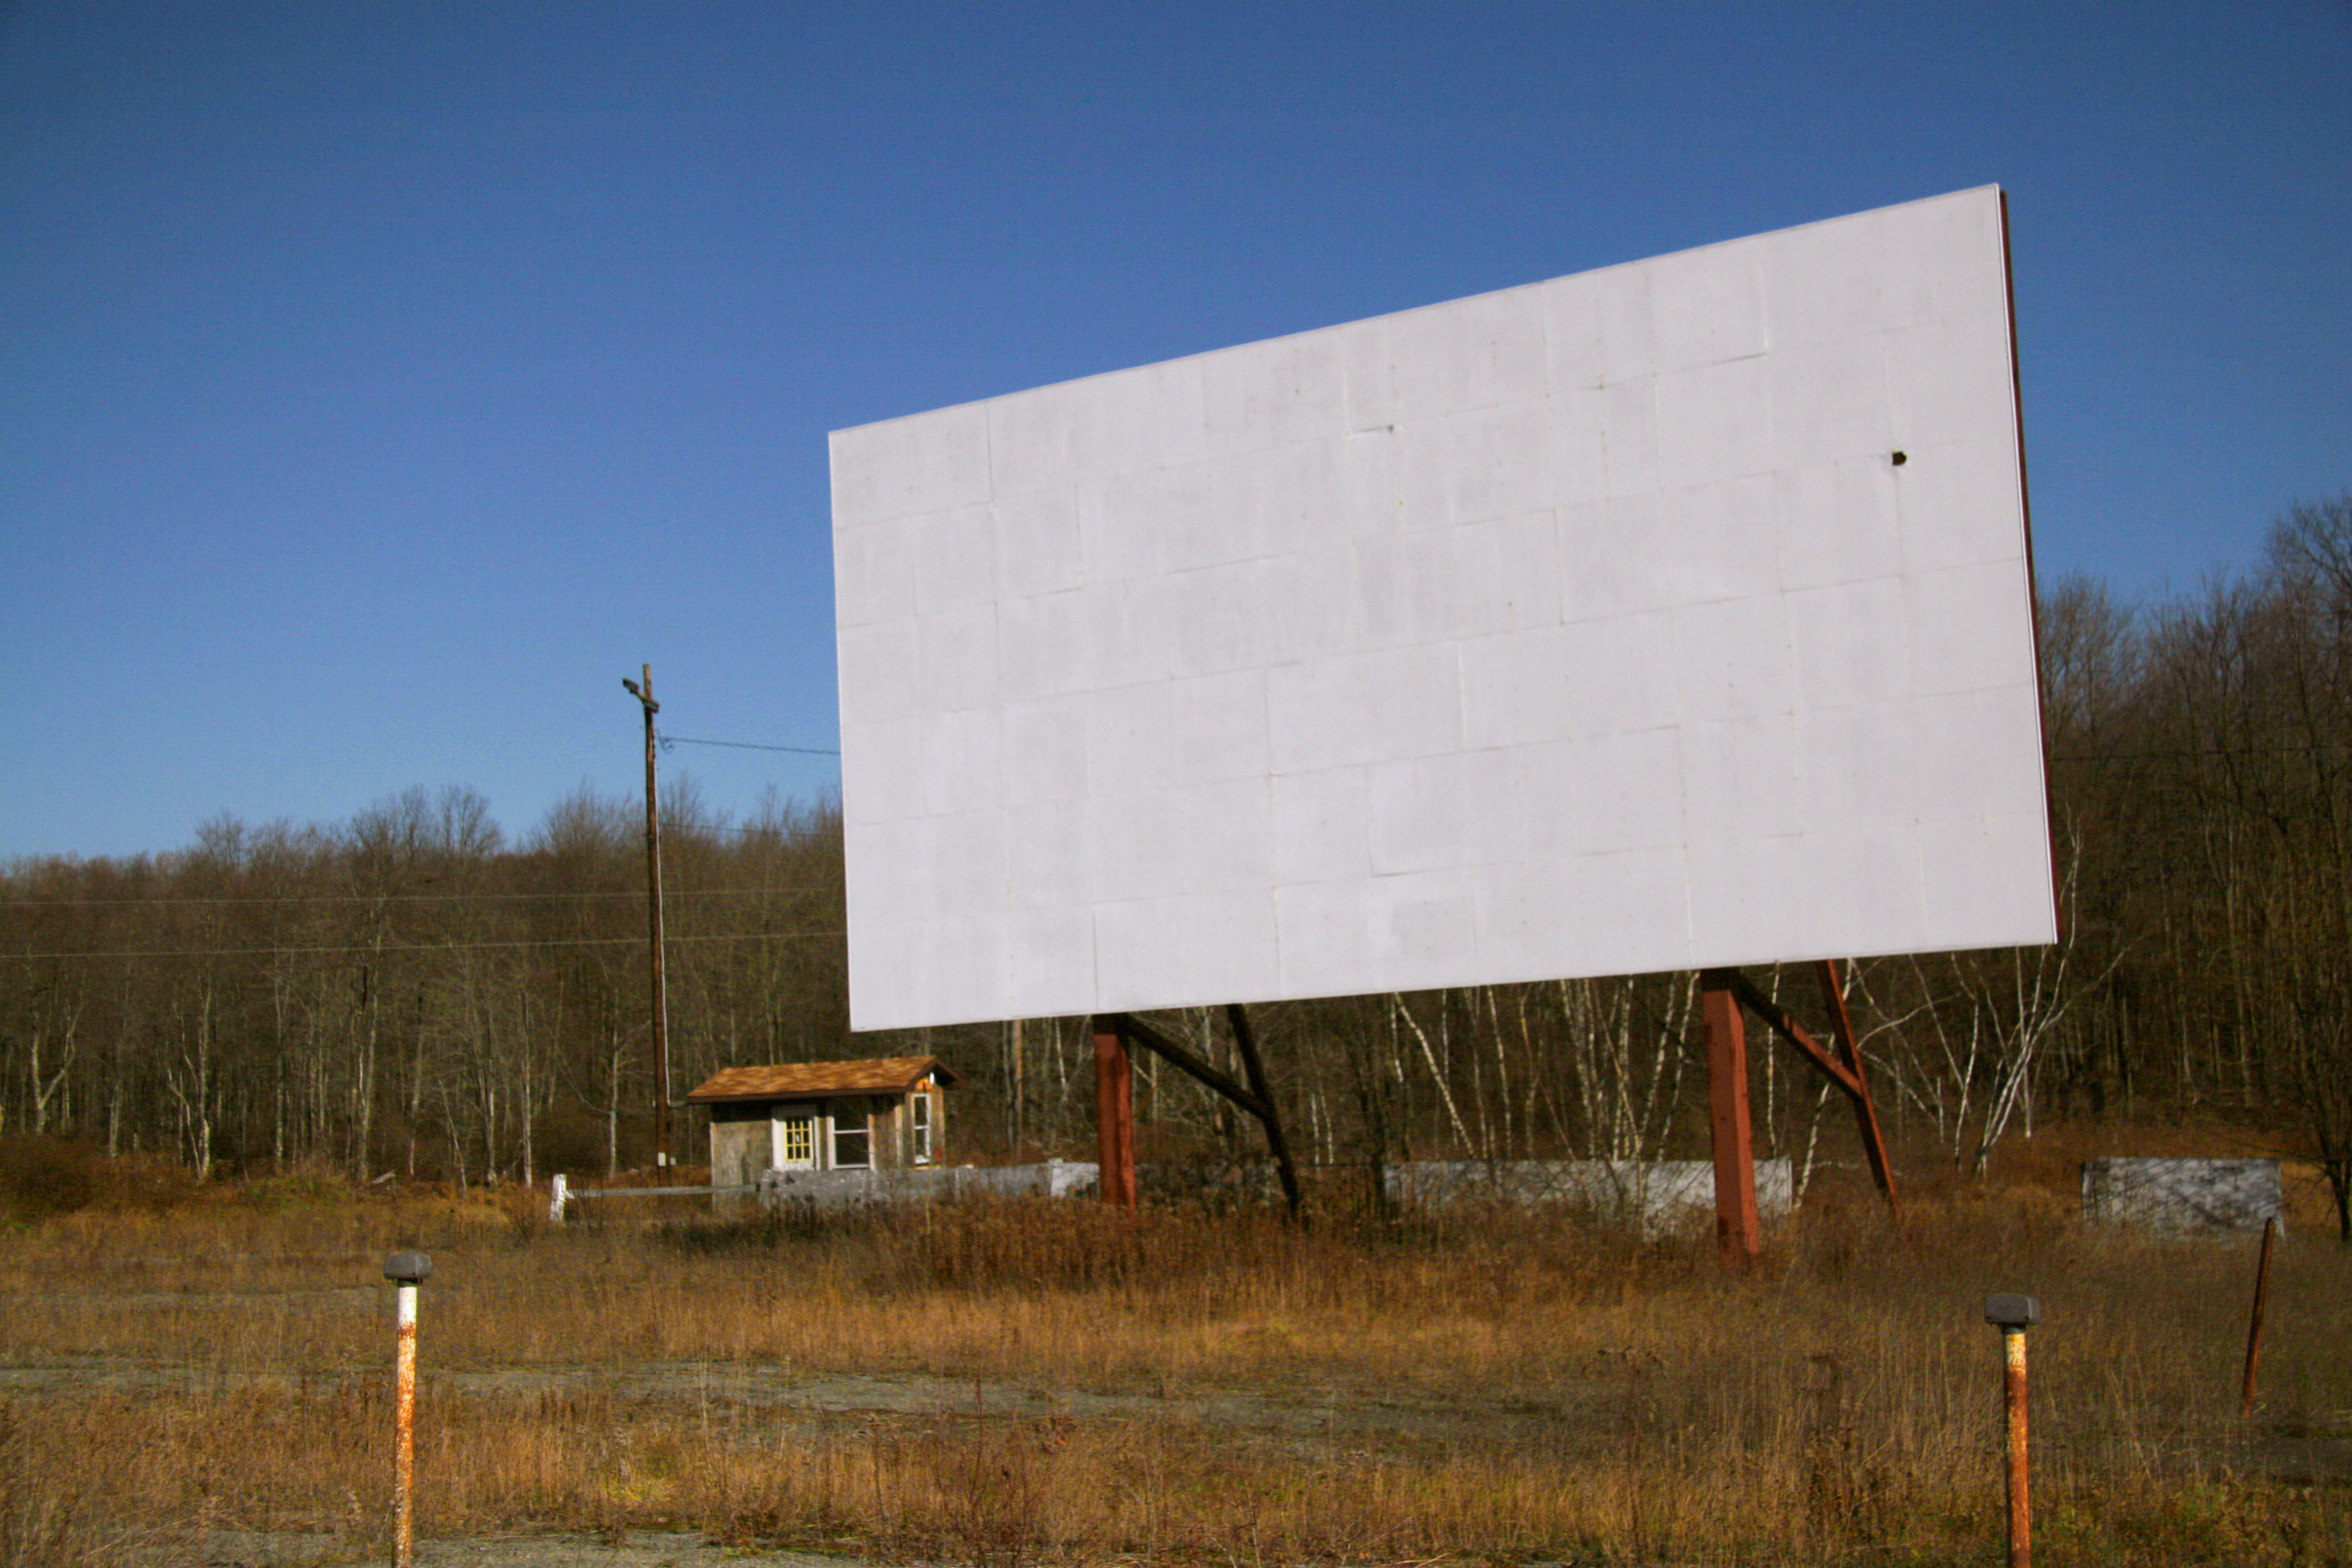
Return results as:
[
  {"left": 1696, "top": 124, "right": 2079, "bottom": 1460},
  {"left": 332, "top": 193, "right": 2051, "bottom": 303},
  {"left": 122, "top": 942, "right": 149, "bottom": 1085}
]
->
[
  {"left": 773, "top": 1115, "right": 813, "bottom": 1166},
  {"left": 832, "top": 1104, "right": 871, "bottom": 1169},
  {"left": 911, "top": 1093, "right": 932, "bottom": 1164}
]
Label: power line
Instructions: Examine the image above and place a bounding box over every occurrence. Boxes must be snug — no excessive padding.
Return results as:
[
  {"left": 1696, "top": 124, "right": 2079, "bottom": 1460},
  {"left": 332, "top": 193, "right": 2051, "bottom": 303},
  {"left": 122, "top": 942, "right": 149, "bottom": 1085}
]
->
[
  {"left": 8, "top": 930, "right": 844, "bottom": 961},
  {"left": 698, "top": 816, "right": 841, "bottom": 837},
  {"left": 657, "top": 731, "right": 840, "bottom": 757},
  {"left": 2053, "top": 740, "right": 2352, "bottom": 763},
  {"left": 0, "top": 887, "right": 828, "bottom": 910}
]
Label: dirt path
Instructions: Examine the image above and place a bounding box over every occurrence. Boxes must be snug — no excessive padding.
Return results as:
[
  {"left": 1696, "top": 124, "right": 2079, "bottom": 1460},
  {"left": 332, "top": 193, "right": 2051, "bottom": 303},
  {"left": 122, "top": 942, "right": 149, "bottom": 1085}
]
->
[
  {"left": 167, "top": 1527, "right": 875, "bottom": 1568},
  {"left": 12, "top": 1345, "right": 2349, "bottom": 1483},
  {"left": 0, "top": 1349, "right": 1609, "bottom": 1454}
]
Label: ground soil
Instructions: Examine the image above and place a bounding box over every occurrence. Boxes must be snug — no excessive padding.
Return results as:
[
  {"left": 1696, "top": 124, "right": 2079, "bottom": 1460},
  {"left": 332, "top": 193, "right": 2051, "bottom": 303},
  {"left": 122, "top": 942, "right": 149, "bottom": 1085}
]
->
[{"left": 149, "top": 1528, "right": 866, "bottom": 1568}]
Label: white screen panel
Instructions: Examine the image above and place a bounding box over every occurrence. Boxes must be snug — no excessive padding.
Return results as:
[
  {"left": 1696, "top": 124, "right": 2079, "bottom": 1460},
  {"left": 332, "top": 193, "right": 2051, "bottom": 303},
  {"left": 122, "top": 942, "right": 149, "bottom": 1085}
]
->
[{"left": 833, "top": 186, "right": 2055, "bottom": 1031}]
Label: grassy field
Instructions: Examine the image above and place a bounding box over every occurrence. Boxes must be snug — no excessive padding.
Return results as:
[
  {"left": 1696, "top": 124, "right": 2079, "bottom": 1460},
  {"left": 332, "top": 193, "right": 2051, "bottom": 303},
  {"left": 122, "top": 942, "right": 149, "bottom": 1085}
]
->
[{"left": 1, "top": 1141, "right": 2347, "bottom": 1567}]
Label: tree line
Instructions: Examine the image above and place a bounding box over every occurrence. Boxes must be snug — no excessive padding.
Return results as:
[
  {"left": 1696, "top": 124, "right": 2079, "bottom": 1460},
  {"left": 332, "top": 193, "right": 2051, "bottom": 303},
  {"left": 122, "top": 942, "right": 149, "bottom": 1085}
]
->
[
  {"left": 4, "top": 496, "right": 2349, "bottom": 1236},
  {"left": 0, "top": 783, "right": 849, "bottom": 1188}
]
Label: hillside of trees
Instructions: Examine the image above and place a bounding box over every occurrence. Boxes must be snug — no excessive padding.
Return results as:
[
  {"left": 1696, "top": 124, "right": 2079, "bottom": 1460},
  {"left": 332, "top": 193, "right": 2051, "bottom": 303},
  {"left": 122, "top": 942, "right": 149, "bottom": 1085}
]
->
[{"left": 6, "top": 497, "right": 2350, "bottom": 1237}]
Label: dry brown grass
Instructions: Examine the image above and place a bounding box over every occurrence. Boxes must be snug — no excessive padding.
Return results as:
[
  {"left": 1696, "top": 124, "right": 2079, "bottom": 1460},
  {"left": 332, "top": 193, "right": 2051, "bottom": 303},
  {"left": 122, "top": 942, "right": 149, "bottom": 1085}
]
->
[{"left": 1, "top": 1160, "right": 2347, "bottom": 1566}]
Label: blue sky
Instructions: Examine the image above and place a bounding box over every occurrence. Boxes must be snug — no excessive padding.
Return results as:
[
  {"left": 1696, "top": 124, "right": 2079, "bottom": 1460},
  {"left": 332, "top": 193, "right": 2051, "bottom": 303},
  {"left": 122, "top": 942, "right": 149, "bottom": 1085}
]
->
[{"left": 4, "top": 2, "right": 2347, "bottom": 860}]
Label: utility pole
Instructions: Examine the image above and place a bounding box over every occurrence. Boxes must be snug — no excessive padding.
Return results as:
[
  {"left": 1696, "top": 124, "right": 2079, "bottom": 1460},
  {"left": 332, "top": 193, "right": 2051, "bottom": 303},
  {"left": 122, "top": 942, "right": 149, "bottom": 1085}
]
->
[{"left": 621, "top": 665, "right": 671, "bottom": 1169}]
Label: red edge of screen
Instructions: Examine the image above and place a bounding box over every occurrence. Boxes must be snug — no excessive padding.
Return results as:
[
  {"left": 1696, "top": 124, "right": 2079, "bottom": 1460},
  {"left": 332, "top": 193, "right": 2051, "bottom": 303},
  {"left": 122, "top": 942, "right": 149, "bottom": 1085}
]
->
[{"left": 2000, "top": 188, "right": 2064, "bottom": 947}]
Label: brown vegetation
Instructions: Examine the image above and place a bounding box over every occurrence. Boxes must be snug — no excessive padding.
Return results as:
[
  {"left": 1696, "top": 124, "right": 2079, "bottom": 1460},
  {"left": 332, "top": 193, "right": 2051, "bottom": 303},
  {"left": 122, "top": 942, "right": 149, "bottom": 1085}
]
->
[{"left": 0, "top": 1165, "right": 2348, "bottom": 1567}]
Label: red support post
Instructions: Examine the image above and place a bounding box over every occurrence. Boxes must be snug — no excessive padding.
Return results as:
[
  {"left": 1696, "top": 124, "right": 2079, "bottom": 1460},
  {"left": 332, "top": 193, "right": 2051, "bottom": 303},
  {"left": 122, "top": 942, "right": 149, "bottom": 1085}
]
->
[
  {"left": 1815, "top": 958, "right": 1901, "bottom": 1219},
  {"left": 1702, "top": 972, "right": 1761, "bottom": 1264},
  {"left": 1093, "top": 1016, "right": 1136, "bottom": 1209}
]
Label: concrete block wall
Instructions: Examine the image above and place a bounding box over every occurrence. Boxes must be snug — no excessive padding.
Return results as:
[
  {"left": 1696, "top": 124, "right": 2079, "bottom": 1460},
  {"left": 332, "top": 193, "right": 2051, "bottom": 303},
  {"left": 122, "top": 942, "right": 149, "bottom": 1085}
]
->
[
  {"left": 1385, "top": 1157, "right": 1794, "bottom": 1234},
  {"left": 2080, "top": 1158, "right": 2283, "bottom": 1234},
  {"left": 755, "top": 1157, "right": 1099, "bottom": 1211}
]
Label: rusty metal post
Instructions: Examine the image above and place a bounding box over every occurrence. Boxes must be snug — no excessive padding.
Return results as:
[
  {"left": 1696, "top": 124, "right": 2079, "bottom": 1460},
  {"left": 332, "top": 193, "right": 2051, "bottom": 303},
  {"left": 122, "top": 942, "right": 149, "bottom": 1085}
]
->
[
  {"left": 1701, "top": 972, "right": 1759, "bottom": 1264},
  {"left": 2240, "top": 1216, "right": 2279, "bottom": 1419},
  {"left": 2002, "top": 1327, "right": 2030, "bottom": 1567},
  {"left": 1092, "top": 1017, "right": 1136, "bottom": 1208},
  {"left": 1985, "top": 1294, "right": 2041, "bottom": 1568},
  {"left": 385, "top": 1253, "right": 432, "bottom": 1568}
]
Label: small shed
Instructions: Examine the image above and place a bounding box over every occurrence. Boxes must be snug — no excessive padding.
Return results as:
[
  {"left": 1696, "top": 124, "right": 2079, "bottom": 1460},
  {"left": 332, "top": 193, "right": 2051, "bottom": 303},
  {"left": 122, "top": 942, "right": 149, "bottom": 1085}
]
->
[{"left": 687, "top": 1056, "right": 960, "bottom": 1189}]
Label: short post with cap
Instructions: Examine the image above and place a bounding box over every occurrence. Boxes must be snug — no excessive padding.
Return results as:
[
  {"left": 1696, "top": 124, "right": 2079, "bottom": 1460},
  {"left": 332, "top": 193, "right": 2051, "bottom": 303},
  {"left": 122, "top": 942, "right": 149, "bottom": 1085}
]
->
[
  {"left": 1984, "top": 1293, "right": 2041, "bottom": 1568},
  {"left": 384, "top": 1253, "right": 431, "bottom": 1568}
]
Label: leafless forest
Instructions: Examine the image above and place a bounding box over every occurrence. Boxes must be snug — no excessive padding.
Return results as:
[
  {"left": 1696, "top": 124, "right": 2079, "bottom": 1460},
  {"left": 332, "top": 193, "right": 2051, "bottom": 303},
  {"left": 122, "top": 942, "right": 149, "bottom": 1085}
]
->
[{"left": 5, "top": 498, "right": 2350, "bottom": 1236}]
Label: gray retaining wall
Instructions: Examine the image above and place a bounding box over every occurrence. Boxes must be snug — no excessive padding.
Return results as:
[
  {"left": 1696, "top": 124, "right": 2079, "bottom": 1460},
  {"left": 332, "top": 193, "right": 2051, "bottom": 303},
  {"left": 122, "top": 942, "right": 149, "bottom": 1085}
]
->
[
  {"left": 2080, "top": 1158, "right": 2283, "bottom": 1234},
  {"left": 1383, "top": 1158, "right": 1793, "bottom": 1233},
  {"left": 746, "top": 1156, "right": 1799, "bottom": 1231},
  {"left": 755, "top": 1158, "right": 1099, "bottom": 1210}
]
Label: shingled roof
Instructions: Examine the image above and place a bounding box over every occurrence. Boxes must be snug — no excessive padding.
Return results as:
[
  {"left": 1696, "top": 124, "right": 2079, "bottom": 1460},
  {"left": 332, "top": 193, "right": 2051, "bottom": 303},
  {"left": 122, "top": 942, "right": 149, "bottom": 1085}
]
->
[{"left": 684, "top": 1055, "right": 960, "bottom": 1103}]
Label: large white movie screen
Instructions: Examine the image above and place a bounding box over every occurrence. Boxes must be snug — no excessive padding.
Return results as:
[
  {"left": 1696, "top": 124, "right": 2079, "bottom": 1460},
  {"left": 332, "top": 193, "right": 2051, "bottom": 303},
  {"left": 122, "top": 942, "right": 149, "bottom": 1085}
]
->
[{"left": 832, "top": 185, "right": 2055, "bottom": 1032}]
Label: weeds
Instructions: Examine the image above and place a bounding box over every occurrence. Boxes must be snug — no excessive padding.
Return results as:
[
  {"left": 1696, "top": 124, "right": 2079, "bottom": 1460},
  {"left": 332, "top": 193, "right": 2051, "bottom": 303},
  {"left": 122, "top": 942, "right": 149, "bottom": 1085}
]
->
[{"left": 0, "top": 1169, "right": 2346, "bottom": 1565}]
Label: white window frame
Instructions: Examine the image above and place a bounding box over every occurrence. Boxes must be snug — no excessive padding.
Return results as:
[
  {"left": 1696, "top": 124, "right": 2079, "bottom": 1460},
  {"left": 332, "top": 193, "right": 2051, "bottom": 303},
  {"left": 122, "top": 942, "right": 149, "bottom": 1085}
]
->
[
  {"left": 830, "top": 1101, "right": 872, "bottom": 1169},
  {"left": 910, "top": 1091, "right": 932, "bottom": 1165}
]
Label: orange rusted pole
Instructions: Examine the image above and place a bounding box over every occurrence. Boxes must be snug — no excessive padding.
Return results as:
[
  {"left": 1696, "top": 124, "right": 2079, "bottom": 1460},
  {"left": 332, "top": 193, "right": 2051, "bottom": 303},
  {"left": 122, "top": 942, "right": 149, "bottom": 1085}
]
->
[
  {"left": 2004, "top": 1328, "right": 2029, "bottom": 1566},
  {"left": 385, "top": 1253, "right": 431, "bottom": 1568},
  {"left": 2240, "top": 1216, "right": 2279, "bottom": 1419},
  {"left": 1985, "top": 1294, "right": 2041, "bottom": 1568},
  {"left": 1701, "top": 972, "right": 1759, "bottom": 1265},
  {"left": 1092, "top": 1018, "right": 1136, "bottom": 1208}
]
